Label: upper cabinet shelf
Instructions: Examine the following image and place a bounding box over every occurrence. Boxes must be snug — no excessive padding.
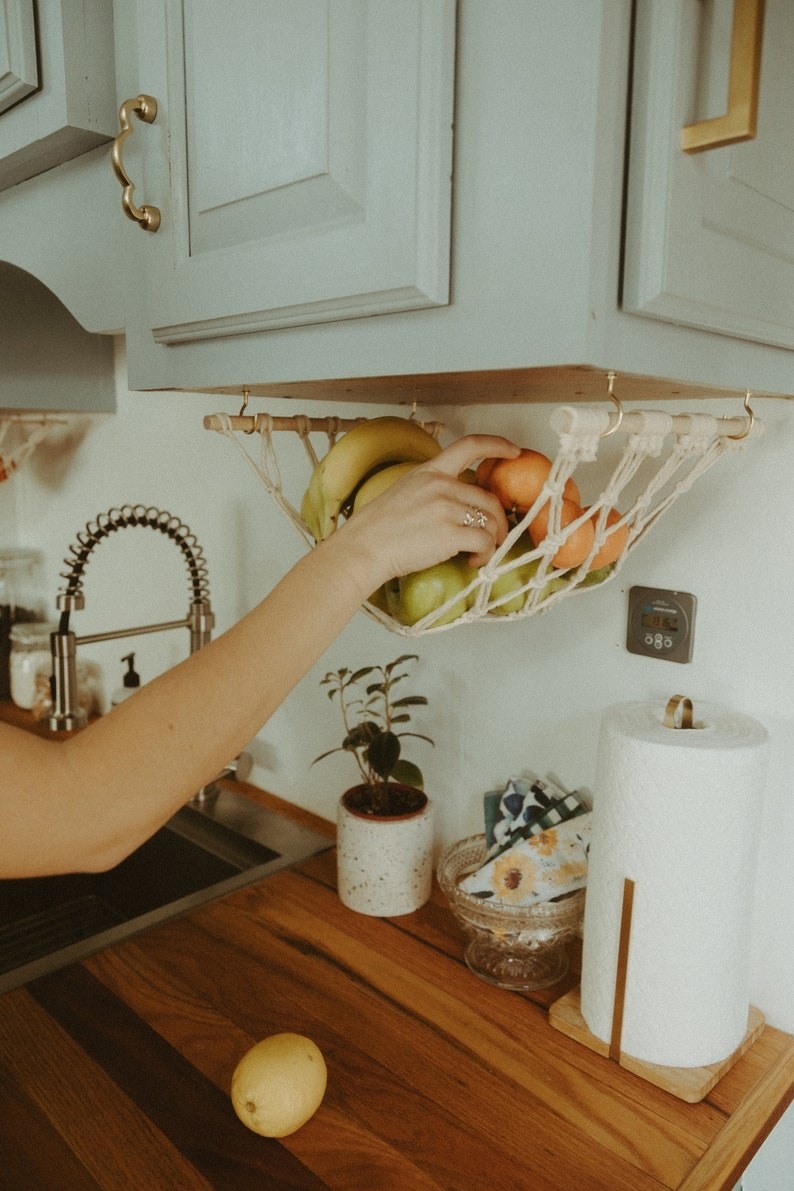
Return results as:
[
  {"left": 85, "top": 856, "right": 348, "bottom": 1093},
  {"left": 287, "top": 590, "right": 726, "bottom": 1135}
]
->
[
  {"left": 3, "top": 1, "right": 794, "bottom": 406},
  {"left": 117, "top": 0, "right": 794, "bottom": 401}
]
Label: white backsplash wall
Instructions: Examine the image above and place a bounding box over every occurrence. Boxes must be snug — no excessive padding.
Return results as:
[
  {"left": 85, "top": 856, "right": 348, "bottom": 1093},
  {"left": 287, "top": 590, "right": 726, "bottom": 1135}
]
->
[{"left": 3, "top": 343, "right": 793, "bottom": 1034}]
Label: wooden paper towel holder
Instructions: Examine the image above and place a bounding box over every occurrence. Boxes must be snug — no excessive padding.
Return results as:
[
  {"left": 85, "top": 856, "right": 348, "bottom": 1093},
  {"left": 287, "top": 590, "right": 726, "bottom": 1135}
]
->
[{"left": 549, "top": 877, "right": 766, "bottom": 1103}]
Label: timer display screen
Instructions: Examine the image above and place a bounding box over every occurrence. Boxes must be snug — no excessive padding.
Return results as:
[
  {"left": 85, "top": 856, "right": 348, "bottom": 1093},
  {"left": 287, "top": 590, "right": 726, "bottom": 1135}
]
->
[{"left": 641, "top": 611, "right": 678, "bottom": 632}]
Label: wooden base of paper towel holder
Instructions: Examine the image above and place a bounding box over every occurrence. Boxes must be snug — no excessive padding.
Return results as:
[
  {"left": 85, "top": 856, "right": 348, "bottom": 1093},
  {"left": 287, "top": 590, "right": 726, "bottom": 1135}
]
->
[{"left": 549, "top": 988, "right": 765, "bottom": 1103}]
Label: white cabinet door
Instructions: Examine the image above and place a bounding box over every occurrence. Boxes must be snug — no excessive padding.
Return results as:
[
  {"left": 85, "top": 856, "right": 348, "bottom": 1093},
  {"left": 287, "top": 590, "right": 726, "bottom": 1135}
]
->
[
  {"left": 124, "top": 0, "right": 455, "bottom": 353},
  {"left": 623, "top": 0, "right": 794, "bottom": 350},
  {"left": 0, "top": 0, "right": 117, "bottom": 190}
]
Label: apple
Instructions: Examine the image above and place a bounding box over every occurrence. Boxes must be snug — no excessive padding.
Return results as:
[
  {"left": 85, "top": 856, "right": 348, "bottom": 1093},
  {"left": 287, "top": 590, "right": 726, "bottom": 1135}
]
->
[
  {"left": 486, "top": 537, "right": 540, "bottom": 616},
  {"left": 386, "top": 555, "right": 477, "bottom": 626}
]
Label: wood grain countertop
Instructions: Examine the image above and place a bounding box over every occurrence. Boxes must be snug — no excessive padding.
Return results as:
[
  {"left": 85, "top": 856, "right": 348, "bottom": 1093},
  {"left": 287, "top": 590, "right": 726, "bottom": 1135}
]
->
[{"left": 0, "top": 780, "right": 792, "bottom": 1191}]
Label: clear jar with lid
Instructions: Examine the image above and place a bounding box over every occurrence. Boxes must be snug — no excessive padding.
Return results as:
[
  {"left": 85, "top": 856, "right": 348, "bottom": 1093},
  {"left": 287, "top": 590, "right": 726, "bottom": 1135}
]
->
[
  {"left": 10, "top": 621, "right": 55, "bottom": 710},
  {"left": 0, "top": 548, "right": 46, "bottom": 699}
]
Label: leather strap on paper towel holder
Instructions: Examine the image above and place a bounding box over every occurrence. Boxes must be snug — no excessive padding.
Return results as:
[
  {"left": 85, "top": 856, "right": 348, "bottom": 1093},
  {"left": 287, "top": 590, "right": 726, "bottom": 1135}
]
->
[{"left": 663, "top": 694, "right": 695, "bottom": 730}]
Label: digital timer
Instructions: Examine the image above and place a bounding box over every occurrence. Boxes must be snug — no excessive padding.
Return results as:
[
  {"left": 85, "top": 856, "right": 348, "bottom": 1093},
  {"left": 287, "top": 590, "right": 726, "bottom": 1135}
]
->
[{"left": 627, "top": 586, "right": 696, "bottom": 663}]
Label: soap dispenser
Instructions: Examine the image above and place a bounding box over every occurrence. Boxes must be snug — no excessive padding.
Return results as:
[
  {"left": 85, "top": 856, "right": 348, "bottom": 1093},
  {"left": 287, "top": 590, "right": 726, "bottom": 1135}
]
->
[{"left": 111, "top": 652, "right": 141, "bottom": 706}]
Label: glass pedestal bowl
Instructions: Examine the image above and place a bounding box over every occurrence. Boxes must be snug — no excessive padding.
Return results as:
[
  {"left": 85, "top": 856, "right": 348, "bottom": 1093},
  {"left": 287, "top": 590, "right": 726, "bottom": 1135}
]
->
[{"left": 437, "top": 834, "right": 585, "bottom": 991}]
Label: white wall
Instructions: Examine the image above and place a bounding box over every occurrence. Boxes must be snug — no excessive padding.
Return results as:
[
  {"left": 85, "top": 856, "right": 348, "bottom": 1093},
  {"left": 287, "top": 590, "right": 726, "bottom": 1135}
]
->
[{"left": 3, "top": 345, "right": 793, "bottom": 1047}]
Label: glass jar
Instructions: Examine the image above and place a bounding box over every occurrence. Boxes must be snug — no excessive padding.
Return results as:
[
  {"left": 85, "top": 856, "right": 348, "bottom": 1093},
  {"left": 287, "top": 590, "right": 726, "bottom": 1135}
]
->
[
  {"left": 30, "top": 659, "right": 102, "bottom": 724},
  {"left": 0, "top": 548, "right": 46, "bottom": 699},
  {"left": 10, "top": 621, "right": 56, "bottom": 710}
]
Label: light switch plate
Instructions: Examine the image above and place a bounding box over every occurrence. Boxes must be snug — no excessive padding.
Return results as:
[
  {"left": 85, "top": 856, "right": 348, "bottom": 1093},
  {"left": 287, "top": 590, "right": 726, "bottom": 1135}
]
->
[{"left": 626, "top": 586, "right": 696, "bottom": 664}]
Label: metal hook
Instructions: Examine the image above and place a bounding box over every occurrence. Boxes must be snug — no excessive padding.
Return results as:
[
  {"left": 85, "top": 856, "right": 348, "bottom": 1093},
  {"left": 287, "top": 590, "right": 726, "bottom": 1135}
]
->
[
  {"left": 600, "top": 371, "right": 624, "bottom": 438},
  {"left": 726, "top": 390, "right": 756, "bottom": 440},
  {"left": 238, "top": 388, "right": 256, "bottom": 433}
]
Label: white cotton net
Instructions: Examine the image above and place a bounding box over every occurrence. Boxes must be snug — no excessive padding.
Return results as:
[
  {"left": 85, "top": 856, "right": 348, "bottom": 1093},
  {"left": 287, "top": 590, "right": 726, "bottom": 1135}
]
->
[
  {"left": 0, "top": 417, "right": 60, "bottom": 482},
  {"left": 205, "top": 403, "right": 762, "bottom": 636}
]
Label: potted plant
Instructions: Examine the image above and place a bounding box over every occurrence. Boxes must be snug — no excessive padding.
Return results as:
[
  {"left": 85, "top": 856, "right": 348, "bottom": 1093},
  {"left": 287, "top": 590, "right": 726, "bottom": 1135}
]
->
[{"left": 314, "top": 653, "right": 436, "bottom": 916}]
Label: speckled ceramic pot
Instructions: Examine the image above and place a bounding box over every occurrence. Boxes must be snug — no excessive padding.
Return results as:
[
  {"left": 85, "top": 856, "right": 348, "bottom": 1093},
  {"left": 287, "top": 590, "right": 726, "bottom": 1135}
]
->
[{"left": 336, "top": 786, "right": 435, "bottom": 917}]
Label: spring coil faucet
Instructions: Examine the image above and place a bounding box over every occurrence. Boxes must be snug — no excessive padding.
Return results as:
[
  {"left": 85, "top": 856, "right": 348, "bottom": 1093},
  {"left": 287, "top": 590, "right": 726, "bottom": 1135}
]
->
[{"left": 49, "top": 505, "right": 214, "bottom": 731}]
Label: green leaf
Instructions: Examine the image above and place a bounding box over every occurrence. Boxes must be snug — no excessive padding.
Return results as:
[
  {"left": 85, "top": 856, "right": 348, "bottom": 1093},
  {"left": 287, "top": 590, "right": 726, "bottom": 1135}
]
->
[
  {"left": 311, "top": 746, "right": 344, "bottom": 766},
  {"left": 386, "top": 653, "right": 418, "bottom": 672},
  {"left": 350, "top": 666, "right": 375, "bottom": 684},
  {"left": 392, "top": 695, "right": 428, "bottom": 709},
  {"left": 367, "top": 731, "right": 400, "bottom": 779},
  {"left": 399, "top": 731, "right": 435, "bottom": 747},
  {"left": 344, "top": 722, "right": 378, "bottom": 750},
  {"left": 391, "top": 759, "right": 424, "bottom": 790}
]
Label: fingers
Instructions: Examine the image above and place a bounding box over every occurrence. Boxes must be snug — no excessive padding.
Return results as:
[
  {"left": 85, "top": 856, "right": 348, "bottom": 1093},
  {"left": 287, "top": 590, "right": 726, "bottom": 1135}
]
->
[
  {"left": 413, "top": 434, "right": 518, "bottom": 566},
  {"left": 457, "top": 495, "right": 509, "bottom": 568},
  {"left": 427, "top": 434, "right": 520, "bottom": 478}
]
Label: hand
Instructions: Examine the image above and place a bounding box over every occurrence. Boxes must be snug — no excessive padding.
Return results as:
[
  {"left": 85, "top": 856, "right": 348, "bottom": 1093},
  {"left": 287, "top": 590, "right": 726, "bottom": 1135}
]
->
[{"left": 335, "top": 434, "right": 520, "bottom": 586}]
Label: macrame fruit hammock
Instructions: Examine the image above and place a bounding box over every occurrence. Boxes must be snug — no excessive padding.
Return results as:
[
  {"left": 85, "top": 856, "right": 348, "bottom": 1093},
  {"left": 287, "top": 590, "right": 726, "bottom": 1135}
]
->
[{"left": 204, "top": 388, "right": 761, "bottom": 636}]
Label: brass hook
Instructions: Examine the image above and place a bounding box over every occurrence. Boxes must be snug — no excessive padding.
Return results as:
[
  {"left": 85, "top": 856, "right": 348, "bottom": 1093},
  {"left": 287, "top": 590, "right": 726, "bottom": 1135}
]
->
[
  {"left": 600, "top": 371, "right": 624, "bottom": 438},
  {"left": 727, "top": 390, "right": 756, "bottom": 440},
  {"left": 238, "top": 388, "right": 256, "bottom": 433}
]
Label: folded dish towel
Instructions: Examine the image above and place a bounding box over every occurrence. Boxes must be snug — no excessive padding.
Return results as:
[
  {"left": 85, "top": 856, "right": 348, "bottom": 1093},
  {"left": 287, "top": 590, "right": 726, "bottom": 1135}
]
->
[{"left": 461, "top": 813, "right": 592, "bottom": 907}]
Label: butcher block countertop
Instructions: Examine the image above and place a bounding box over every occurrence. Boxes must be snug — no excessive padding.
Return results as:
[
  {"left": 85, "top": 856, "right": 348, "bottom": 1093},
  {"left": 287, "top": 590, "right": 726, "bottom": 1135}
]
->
[{"left": 0, "top": 784, "right": 792, "bottom": 1190}]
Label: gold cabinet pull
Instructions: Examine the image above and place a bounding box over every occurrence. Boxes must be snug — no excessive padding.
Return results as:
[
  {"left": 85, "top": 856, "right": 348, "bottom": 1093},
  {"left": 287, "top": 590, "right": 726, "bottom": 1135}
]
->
[
  {"left": 111, "top": 94, "right": 162, "bottom": 231},
  {"left": 682, "top": 0, "right": 765, "bottom": 153}
]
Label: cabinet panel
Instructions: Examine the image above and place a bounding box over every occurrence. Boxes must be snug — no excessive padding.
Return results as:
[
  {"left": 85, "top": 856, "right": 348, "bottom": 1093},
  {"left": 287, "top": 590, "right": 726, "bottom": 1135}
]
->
[
  {"left": 0, "top": 263, "right": 115, "bottom": 413},
  {"left": 623, "top": 0, "right": 794, "bottom": 350},
  {"left": 127, "top": 0, "right": 455, "bottom": 346},
  {"left": 0, "top": 0, "right": 38, "bottom": 115},
  {"left": 0, "top": 0, "right": 117, "bottom": 191}
]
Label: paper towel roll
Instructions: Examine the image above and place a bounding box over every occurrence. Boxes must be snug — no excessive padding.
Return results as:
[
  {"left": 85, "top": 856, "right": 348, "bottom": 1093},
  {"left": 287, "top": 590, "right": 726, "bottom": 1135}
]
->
[{"left": 580, "top": 699, "right": 769, "bottom": 1068}]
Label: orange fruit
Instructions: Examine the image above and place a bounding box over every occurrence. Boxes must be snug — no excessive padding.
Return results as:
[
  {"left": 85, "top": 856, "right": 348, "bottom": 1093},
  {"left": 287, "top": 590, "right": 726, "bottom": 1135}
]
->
[
  {"left": 480, "top": 449, "right": 580, "bottom": 514},
  {"left": 528, "top": 497, "right": 595, "bottom": 568},
  {"left": 474, "top": 457, "right": 498, "bottom": 486},
  {"left": 588, "top": 506, "right": 629, "bottom": 570}
]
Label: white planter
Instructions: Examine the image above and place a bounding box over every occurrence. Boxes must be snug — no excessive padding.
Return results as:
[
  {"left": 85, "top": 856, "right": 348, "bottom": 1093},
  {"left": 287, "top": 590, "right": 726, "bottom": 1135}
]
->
[{"left": 336, "top": 787, "right": 435, "bottom": 917}]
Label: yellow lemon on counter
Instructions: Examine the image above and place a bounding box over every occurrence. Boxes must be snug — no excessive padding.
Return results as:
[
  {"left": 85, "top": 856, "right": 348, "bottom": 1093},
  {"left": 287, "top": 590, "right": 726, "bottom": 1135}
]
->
[{"left": 230, "top": 1033, "right": 327, "bottom": 1137}]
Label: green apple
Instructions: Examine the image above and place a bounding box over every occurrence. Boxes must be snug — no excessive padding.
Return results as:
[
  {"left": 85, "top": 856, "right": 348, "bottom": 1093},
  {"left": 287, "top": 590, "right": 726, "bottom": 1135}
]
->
[
  {"left": 386, "top": 555, "right": 477, "bottom": 626},
  {"left": 487, "top": 536, "right": 541, "bottom": 615},
  {"left": 575, "top": 562, "right": 616, "bottom": 588}
]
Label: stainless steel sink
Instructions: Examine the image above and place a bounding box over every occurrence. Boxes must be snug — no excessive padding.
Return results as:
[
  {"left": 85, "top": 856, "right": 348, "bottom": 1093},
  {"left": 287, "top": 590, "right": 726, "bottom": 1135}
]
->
[{"left": 0, "top": 788, "right": 332, "bottom": 993}]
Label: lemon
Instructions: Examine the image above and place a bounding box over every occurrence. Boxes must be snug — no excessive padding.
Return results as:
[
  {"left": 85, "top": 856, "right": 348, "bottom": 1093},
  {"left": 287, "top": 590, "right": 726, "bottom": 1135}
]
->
[{"left": 230, "top": 1033, "right": 327, "bottom": 1138}]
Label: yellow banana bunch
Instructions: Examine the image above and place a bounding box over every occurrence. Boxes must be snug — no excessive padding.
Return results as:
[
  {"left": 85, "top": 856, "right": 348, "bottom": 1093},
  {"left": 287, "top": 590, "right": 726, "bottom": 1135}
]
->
[{"left": 301, "top": 417, "right": 442, "bottom": 541}]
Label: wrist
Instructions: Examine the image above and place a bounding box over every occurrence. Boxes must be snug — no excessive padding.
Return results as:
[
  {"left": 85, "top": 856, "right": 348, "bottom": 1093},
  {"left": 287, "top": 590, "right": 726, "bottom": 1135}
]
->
[{"left": 312, "top": 523, "right": 385, "bottom": 606}]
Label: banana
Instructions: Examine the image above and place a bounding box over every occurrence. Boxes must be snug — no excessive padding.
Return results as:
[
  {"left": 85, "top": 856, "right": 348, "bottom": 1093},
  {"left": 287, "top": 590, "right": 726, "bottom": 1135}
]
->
[
  {"left": 352, "top": 461, "right": 419, "bottom": 512},
  {"left": 301, "top": 417, "right": 442, "bottom": 540}
]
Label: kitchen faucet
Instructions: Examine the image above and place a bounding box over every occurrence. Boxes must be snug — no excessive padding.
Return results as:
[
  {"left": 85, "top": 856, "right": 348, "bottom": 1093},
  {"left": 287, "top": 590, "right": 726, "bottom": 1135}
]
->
[{"left": 47, "top": 506, "right": 245, "bottom": 801}]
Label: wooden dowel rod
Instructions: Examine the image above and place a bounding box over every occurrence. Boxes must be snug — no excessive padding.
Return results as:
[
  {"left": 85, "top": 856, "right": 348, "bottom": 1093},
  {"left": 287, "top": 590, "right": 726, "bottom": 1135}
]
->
[{"left": 203, "top": 413, "right": 446, "bottom": 435}]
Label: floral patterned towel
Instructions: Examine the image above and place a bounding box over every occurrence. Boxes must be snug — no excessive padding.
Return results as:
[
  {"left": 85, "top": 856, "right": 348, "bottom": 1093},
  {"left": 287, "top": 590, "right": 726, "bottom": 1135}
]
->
[
  {"left": 460, "top": 813, "right": 592, "bottom": 907},
  {"left": 484, "top": 774, "right": 572, "bottom": 852}
]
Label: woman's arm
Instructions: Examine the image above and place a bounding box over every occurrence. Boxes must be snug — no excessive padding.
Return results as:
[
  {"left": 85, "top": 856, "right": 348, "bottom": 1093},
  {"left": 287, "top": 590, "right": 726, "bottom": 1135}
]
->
[{"left": 0, "top": 434, "right": 517, "bottom": 877}]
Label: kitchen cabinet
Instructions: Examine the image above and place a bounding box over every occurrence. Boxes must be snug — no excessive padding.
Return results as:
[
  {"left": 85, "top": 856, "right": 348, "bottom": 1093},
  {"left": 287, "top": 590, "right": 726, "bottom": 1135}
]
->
[
  {"left": 623, "top": 0, "right": 794, "bottom": 351},
  {"left": 0, "top": 262, "right": 115, "bottom": 413},
  {"left": 0, "top": 0, "right": 126, "bottom": 338},
  {"left": 116, "top": 0, "right": 456, "bottom": 383},
  {"left": 115, "top": 0, "right": 794, "bottom": 403},
  {"left": 0, "top": 0, "right": 117, "bottom": 191}
]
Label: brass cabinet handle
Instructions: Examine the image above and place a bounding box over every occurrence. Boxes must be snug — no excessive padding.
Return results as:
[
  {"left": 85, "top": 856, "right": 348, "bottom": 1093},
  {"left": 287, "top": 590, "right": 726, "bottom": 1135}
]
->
[
  {"left": 111, "top": 94, "right": 162, "bottom": 231},
  {"left": 681, "top": 0, "right": 765, "bottom": 153}
]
